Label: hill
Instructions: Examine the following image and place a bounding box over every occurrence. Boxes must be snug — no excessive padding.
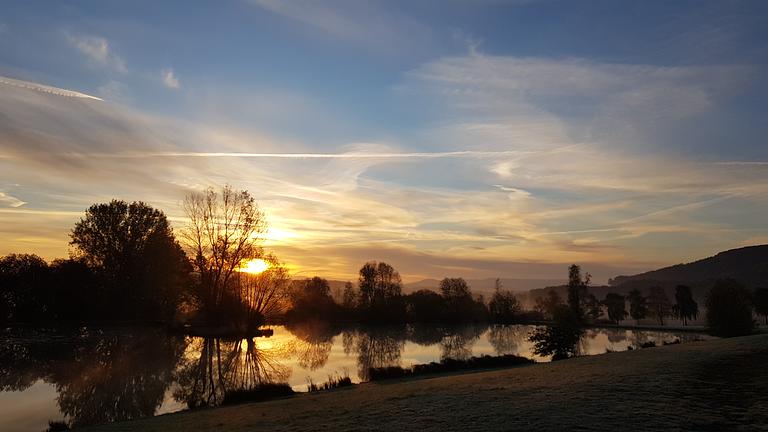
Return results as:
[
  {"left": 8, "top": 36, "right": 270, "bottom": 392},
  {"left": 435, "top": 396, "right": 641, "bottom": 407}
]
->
[
  {"left": 610, "top": 245, "right": 768, "bottom": 288},
  {"left": 529, "top": 245, "right": 768, "bottom": 305},
  {"left": 405, "top": 277, "right": 565, "bottom": 295}
]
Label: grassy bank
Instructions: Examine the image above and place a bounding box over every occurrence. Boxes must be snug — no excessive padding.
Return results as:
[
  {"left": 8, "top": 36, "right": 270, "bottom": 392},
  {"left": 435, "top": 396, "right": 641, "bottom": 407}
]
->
[{"left": 88, "top": 334, "right": 768, "bottom": 432}]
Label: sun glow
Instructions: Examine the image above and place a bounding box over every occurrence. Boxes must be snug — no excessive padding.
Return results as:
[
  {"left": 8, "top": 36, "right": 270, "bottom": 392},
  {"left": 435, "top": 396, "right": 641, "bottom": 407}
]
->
[{"left": 238, "top": 258, "right": 270, "bottom": 274}]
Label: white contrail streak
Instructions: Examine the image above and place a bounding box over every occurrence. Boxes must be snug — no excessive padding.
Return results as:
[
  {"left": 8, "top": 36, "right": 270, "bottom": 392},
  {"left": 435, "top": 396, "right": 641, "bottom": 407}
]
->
[
  {"left": 90, "top": 150, "right": 533, "bottom": 159},
  {"left": 0, "top": 76, "right": 103, "bottom": 101}
]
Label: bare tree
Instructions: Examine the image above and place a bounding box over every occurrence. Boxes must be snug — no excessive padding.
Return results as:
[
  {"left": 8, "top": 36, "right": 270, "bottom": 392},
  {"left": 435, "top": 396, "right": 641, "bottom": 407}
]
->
[
  {"left": 181, "top": 185, "right": 267, "bottom": 316},
  {"left": 233, "top": 253, "right": 291, "bottom": 326}
]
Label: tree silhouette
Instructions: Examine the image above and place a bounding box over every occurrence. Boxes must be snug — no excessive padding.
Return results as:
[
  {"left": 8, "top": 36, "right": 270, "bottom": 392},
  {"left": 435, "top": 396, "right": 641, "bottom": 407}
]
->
[
  {"left": 231, "top": 254, "right": 291, "bottom": 328},
  {"left": 628, "top": 288, "right": 647, "bottom": 325},
  {"left": 705, "top": 279, "right": 754, "bottom": 337},
  {"left": 647, "top": 286, "right": 672, "bottom": 326},
  {"left": 672, "top": 285, "right": 698, "bottom": 326},
  {"left": 567, "top": 264, "right": 590, "bottom": 320},
  {"left": 70, "top": 200, "right": 190, "bottom": 320},
  {"left": 754, "top": 288, "right": 768, "bottom": 325},
  {"left": 181, "top": 185, "right": 267, "bottom": 321},
  {"left": 357, "top": 261, "right": 404, "bottom": 321},
  {"left": 0, "top": 254, "right": 50, "bottom": 321},
  {"left": 489, "top": 279, "right": 521, "bottom": 323},
  {"left": 603, "top": 293, "right": 627, "bottom": 325}
]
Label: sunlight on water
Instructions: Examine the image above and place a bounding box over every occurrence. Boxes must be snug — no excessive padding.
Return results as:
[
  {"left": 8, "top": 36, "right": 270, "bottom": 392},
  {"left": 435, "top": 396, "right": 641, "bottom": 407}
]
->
[{"left": 0, "top": 325, "right": 711, "bottom": 431}]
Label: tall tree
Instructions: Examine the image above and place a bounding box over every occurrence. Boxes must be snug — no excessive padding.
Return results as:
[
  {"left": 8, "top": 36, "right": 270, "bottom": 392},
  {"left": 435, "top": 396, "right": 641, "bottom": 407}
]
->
[
  {"left": 627, "top": 289, "right": 647, "bottom": 325},
  {"left": 603, "top": 293, "right": 627, "bottom": 325},
  {"left": 489, "top": 279, "right": 521, "bottom": 323},
  {"left": 181, "top": 186, "right": 266, "bottom": 318},
  {"left": 528, "top": 305, "right": 584, "bottom": 360},
  {"left": 358, "top": 261, "right": 402, "bottom": 307},
  {"left": 567, "top": 264, "right": 590, "bottom": 320},
  {"left": 672, "top": 285, "right": 699, "bottom": 326},
  {"left": 647, "top": 286, "right": 672, "bottom": 326},
  {"left": 706, "top": 279, "right": 754, "bottom": 337},
  {"left": 342, "top": 281, "right": 357, "bottom": 310},
  {"left": 754, "top": 287, "right": 768, "bottom": 325},
  {"left": 70, "top": 200, "right": 190, "bottom": 320}
]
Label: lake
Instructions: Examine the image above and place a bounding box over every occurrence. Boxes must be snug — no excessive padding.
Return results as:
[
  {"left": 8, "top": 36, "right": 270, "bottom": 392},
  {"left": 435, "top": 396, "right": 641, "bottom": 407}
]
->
[{"left": 0, "top": 323, "right": 711, "bottom": 431}]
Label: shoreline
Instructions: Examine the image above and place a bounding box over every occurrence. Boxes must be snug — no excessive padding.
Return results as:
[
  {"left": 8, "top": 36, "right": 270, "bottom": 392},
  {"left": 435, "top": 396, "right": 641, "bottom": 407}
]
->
[{"left": 88, "top": 334, "right": 768, "bottom": 432}]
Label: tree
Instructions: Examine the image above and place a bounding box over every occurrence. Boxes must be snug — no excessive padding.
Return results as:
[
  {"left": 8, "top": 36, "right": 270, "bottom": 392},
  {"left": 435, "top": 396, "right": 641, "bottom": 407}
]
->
[
  {"left": 357, "top": 261, "right": 404, "bottom": 321},
  {"left": 440, "top": 277, "right": 475, "bottom": 321},
  {"left": 647, "top": 286, "right": 672, "bottom": 326},
  {"left": 567, "top": 264, "right": 590, "bottom": 320},
  {"left": 181, "top": 186, "right": 266, "bottom": 319},
  {"left": 705, "top": 279, "right": 754, "bottom": 337},
  {"left": 342, "top": 281, "right": 357, "bottom": 310},
  {"left": 534, "top": 290, "right": 563, "bottom": 319},
  {"left": 672, "top": 285, "right": 698, "bottom": 326},
  {"left": 232, "top": 253, "right": 290, "bottom": 327},
  {"left": 603, "top": 293, "right": 627, "bottom": 325},
  {"left": 754, "top": 288, "right": 768, "bottom": 325},
  {"left": 528, "top": 305, "right": 583, "bottom": 360},
  {"left": 287, "top": 276, "right": 337, "bottom": 321},
  {"left": 628, "top": 289, "right": 647, "bottom": 325},
  {"left": 0, "top": 254, "right": 50, "bottom": 321},
  {"left": 405, "top": 289, "right": 446, "bottom": 322},
  {"left": 583, "top": 293, "right": 602, "bottom": 321},
  {"left": 489, "top": 279, "right": 521, "bottom": 323},
  {"left": 70, "top": 200, "right": 190, "bottom": 320}
]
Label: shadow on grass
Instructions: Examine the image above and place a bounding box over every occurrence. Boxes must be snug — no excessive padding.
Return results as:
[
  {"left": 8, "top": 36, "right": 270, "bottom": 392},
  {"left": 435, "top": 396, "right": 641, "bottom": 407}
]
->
[
  {"left": 369, "top": 354, "right": 534, "bottom": 382},
  {"left": 221, "top": 383, "right": 295, "bottom": 406}
]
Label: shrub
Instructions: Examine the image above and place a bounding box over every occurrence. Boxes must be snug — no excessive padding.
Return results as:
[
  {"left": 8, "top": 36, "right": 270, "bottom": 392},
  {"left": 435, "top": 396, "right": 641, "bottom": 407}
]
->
[{"left": 221, "top": 383, "right": 294, "bottom": 405}]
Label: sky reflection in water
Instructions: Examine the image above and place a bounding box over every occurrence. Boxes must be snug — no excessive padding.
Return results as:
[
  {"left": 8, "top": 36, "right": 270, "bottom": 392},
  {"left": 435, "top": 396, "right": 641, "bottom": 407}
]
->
[{"left": 0, "top": 324, "right": 710, "bottom": 431}]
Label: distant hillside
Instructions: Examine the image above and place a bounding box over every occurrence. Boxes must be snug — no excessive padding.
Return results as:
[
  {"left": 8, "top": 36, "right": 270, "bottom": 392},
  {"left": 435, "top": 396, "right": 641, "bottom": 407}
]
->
[
  {"left": 610, "top": 245, "right": 768, "bottom": 288},
  {"left": 405, "top": 277, "right": 565, "bottom": 295},
  {"left": 528, "top": 245, "right": 768, "bottom": 305}
]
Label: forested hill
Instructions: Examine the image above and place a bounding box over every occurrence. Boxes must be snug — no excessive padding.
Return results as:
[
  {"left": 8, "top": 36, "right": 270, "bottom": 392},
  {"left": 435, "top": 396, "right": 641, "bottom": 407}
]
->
[{"left": 609, "top": 245, "right": 768, "bottom": 288}]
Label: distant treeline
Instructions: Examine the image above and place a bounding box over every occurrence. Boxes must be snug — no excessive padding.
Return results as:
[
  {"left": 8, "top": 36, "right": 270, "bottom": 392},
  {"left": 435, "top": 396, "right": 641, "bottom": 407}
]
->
[{"left": 1, "top": 186, "right": 767, "bottom": 338}]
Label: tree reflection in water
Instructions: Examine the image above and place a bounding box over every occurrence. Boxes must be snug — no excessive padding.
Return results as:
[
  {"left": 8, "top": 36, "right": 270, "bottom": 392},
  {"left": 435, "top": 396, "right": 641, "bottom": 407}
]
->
[
  {"left": 352, "top": 327, "right": 406, "bottom": 381},
  {"left": 488, "top": 324, "right": 526, "bottom": 356},
  {"left": 439, "top": 325, "right": 485, "bottom": 361},
  {"left": 173, "top": 336, "right": 291, "bottom": 408},
  {"left": 0, "top": 329, "right": 184, "bottom": 428},
  {"left": 285, "top": 321, "right": 337, "bottom": 371}
]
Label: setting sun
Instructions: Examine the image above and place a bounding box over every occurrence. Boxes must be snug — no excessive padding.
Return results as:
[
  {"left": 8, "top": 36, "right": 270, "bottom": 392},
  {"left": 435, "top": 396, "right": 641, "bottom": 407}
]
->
[{"left": 239, "top": 258, "right": 270, "bottom": 274}]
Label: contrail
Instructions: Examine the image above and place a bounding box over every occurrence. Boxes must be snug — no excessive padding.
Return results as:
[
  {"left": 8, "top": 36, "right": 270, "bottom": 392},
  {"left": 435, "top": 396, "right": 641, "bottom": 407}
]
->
[
  {"left": 90, "top": 150, "right": 533, "bottom": 159},
  {"left": 0, "top": 76, "right": 103, "bottom": 101}
]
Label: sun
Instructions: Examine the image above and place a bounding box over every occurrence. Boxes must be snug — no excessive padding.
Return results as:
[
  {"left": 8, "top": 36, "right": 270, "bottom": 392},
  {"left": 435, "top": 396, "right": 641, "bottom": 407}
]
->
[{"left": 238, "top": 258, "right": 270, "bottom": 274}]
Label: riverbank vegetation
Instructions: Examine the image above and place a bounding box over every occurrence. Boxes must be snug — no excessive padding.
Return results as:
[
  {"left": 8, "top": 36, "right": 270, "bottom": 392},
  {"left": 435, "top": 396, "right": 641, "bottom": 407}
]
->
[{"left": 0, "top": 187, "right": 763, "bottom": 341}]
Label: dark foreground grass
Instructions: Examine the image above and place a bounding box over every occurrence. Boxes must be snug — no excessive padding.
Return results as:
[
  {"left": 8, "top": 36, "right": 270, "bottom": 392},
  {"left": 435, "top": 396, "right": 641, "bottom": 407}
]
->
[
  {"left": 86, "top": 334, "right": 768, "bottom": 432},
  {"left": 369, "top": 354, "right": 534, "bottom": 381}
]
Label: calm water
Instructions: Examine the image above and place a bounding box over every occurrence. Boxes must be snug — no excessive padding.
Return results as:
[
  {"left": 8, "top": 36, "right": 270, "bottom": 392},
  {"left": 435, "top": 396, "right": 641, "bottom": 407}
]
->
[{"left": 0, "top": 324, "right": 710, "bottom": 431}]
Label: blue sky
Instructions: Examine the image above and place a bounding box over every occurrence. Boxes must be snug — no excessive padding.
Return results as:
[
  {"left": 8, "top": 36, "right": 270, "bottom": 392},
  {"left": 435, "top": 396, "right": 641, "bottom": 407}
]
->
[{"left": 1, "top": 0, "right": 767, "bottom": 283}]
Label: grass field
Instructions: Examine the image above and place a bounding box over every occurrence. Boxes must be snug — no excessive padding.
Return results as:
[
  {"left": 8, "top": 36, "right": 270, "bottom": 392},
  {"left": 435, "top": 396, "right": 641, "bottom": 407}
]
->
[{"left": 87, "top": 334, "right": 768, "bottom": 432}]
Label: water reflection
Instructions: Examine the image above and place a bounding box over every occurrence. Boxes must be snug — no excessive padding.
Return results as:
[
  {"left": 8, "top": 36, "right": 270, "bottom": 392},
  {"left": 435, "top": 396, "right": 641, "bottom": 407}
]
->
[
  {"left": 173, "top": 336, "right": 291, "bottom": 408},
  {"left": 0, "top": 329, "right": 184, "bottom": 428},
  {"left": 0, "top": 324, "right": 712, "bottom": 431}
]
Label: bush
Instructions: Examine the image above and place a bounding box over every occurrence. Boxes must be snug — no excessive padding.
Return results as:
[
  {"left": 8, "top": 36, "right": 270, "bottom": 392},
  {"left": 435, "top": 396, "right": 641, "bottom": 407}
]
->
[
  {"left": 368, "top": 354, "right": 533, "bottom": 381},
  {"left": 705, "top": 279, "right": 754, "bottom": 337},
  {"left": 221, "top": 383, "right": 295, "bottom": 405}
]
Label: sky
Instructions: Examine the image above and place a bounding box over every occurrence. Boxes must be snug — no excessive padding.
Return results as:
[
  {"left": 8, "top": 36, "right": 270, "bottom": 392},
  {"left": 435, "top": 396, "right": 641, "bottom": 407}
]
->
[{"left": 1, "top": 0, "right": 767, "bottom": 284}]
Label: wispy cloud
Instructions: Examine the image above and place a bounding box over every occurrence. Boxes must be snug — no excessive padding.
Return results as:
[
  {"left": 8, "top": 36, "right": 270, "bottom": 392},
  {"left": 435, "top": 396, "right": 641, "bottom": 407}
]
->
[
  {"left": 247, "top": 0, "right": 431, "bottom": 52},
  {"left": 161, "top": 68, "right": 180, "bottom": 89},
  {"left": 66, "top": 33, "right": 127, "bottom": 73},
  {"left": 0, "top": 192, "right": 26, "bottom": 208}
]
